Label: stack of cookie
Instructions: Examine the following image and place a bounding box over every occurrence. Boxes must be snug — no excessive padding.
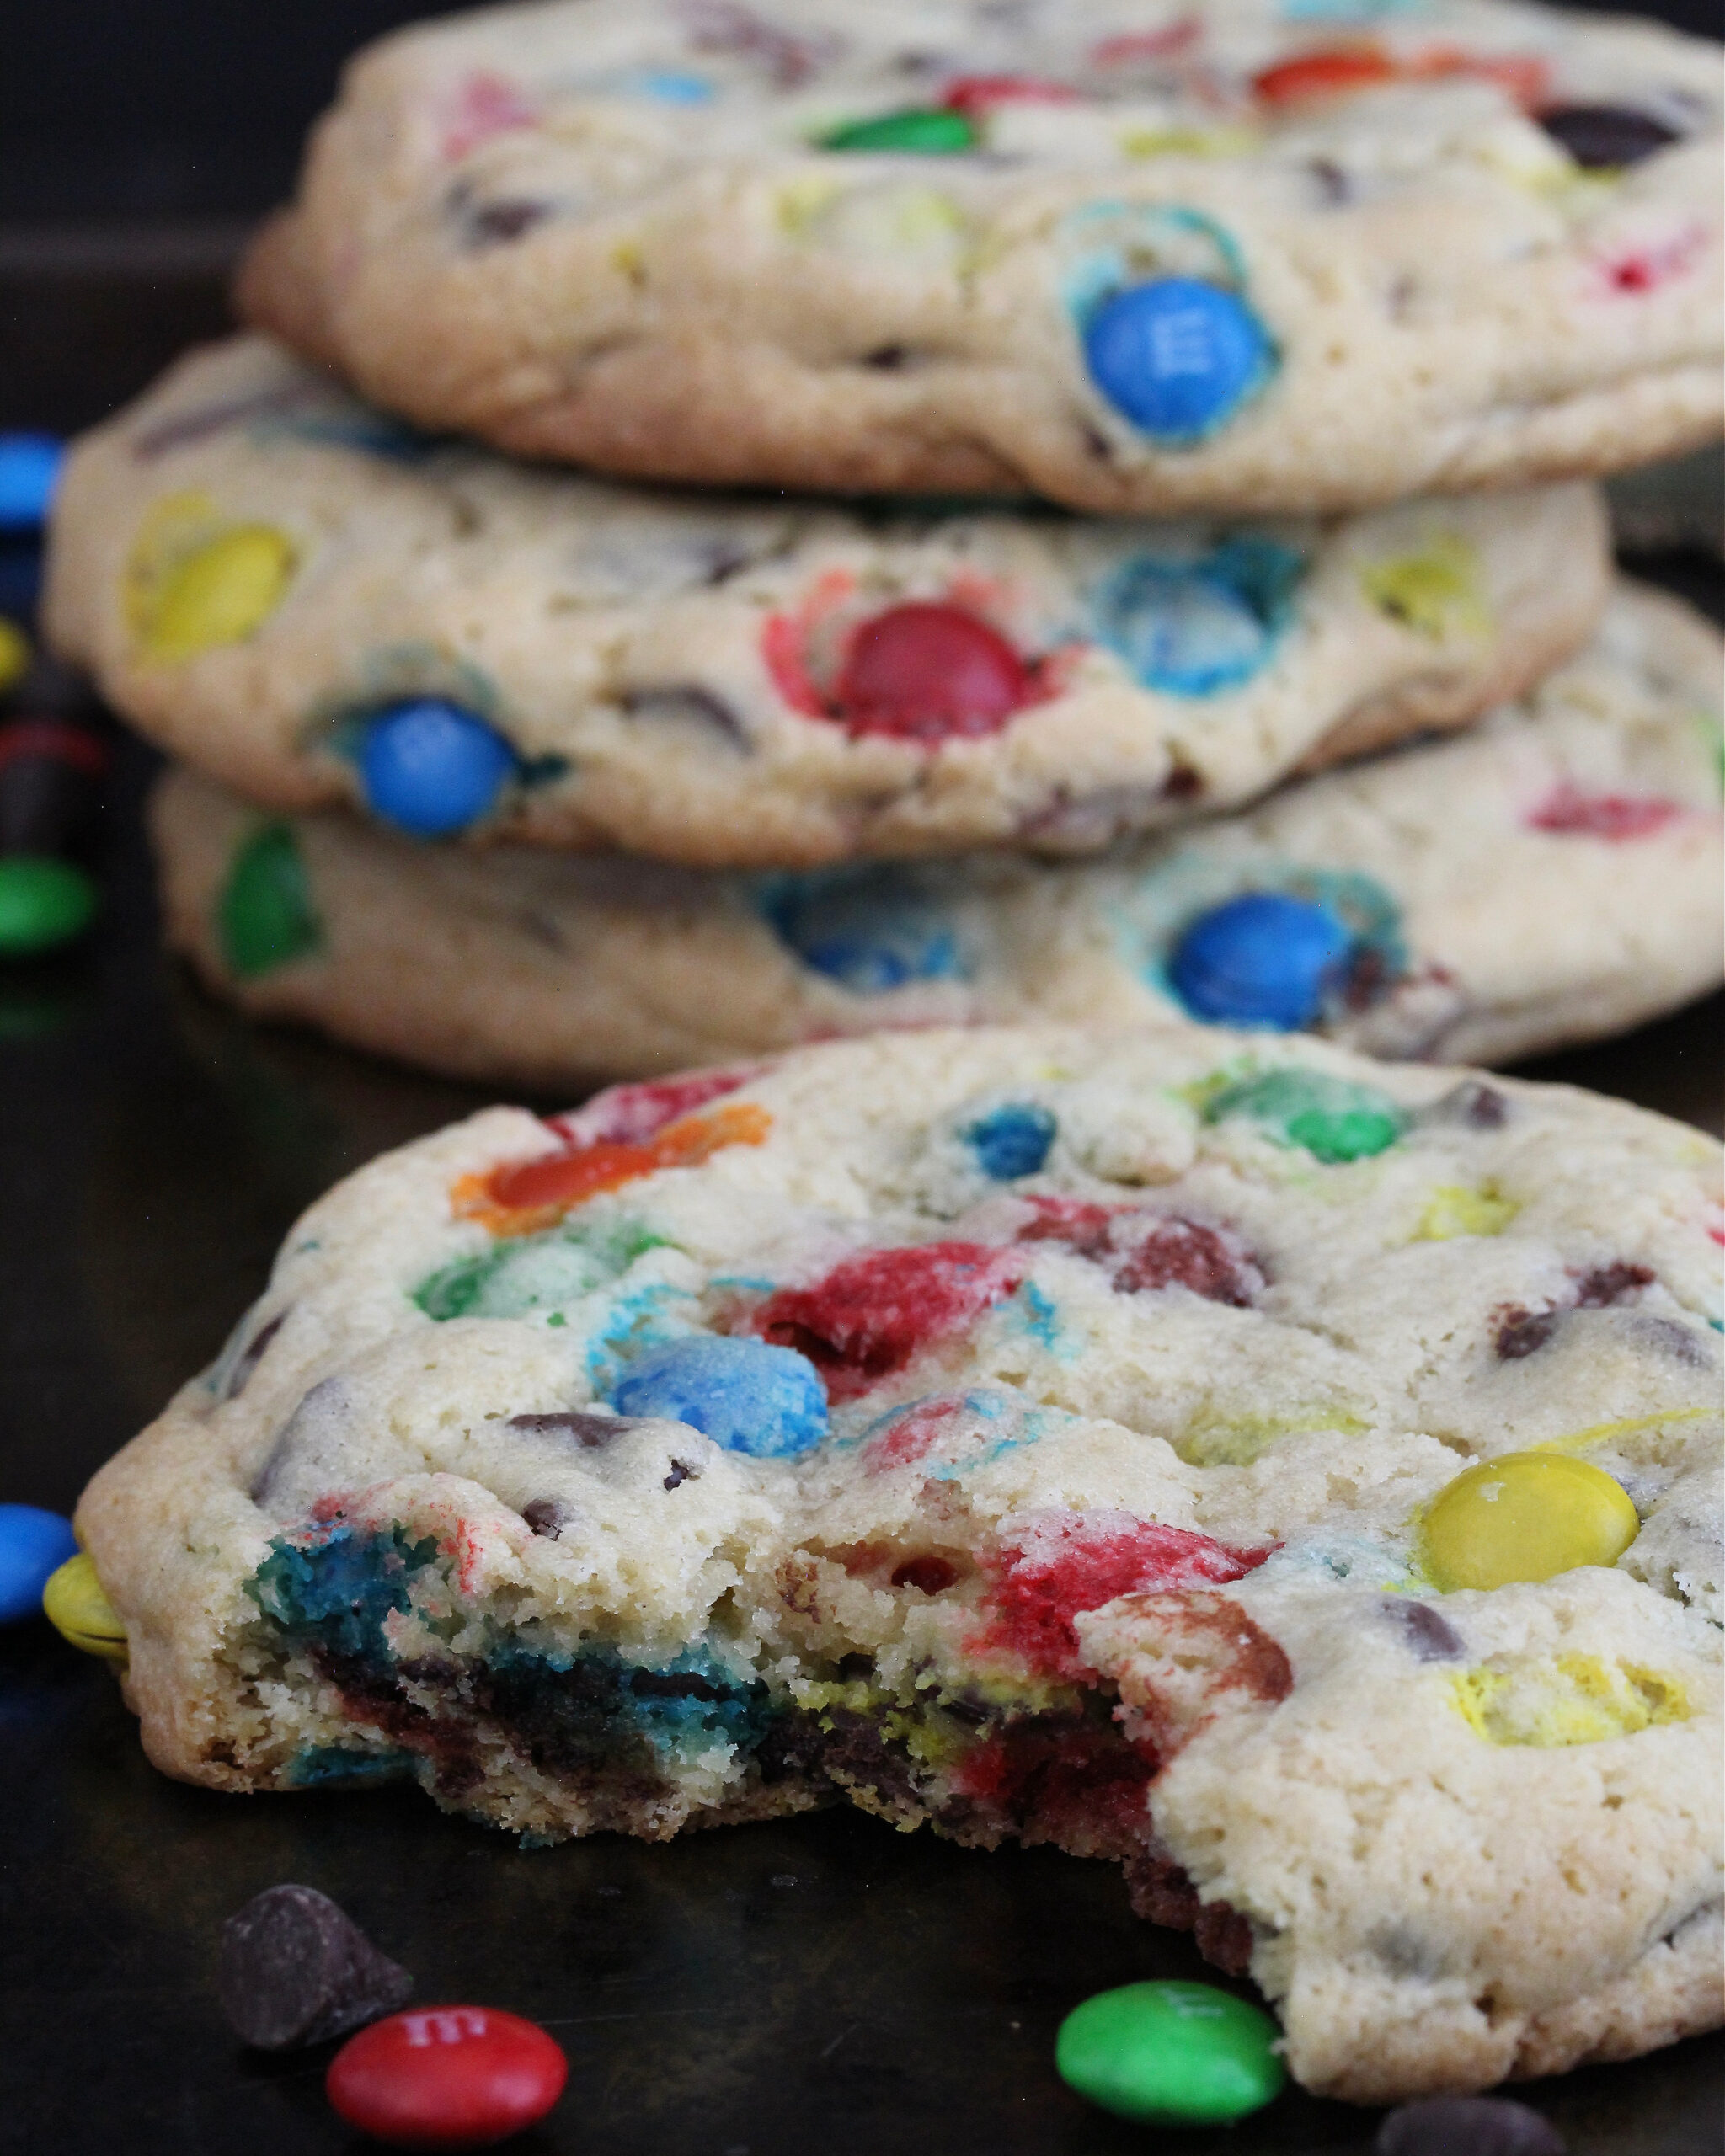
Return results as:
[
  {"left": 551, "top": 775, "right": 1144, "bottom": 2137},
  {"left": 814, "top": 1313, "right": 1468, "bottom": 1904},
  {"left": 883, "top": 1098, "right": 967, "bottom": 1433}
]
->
[{"left": 44, "top": 0, "right": 1724, "bottom": 1088}]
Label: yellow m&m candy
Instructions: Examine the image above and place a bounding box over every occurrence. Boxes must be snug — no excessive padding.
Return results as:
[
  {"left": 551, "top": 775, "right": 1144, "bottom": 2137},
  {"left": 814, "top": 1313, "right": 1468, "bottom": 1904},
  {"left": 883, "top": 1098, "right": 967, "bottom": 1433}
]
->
[
  {"left": 138, "top": 525, "right": 296, "bottom": 661},
  {"left": 42, "top": 1551, "right": 129, "bottom": 1662},
  {"left": 1422, "top": 1452, "right": 1639, "bottom": 1593}
]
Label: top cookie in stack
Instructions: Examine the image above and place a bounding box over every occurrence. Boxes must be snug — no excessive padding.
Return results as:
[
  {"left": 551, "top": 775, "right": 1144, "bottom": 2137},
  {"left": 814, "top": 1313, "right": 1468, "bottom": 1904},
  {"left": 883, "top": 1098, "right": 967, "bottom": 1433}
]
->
[{"left": 238, "top": 0, "right": 1722, "bottom": 510}]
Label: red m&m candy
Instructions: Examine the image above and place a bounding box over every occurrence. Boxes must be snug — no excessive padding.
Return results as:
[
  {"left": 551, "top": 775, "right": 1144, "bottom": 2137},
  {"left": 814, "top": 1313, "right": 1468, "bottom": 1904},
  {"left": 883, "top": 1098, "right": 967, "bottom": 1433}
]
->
[
  {"left": 327, "top": 2005, "right": 567, "bottom": 2149},
  {"left": 836, "top": 601, "right": 1034, "bottom": 742}
]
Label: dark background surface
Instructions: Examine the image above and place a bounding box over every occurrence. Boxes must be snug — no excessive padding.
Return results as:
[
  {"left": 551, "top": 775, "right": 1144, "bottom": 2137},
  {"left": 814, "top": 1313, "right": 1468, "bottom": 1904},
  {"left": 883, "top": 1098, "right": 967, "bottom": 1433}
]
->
[{"left": 0, "top": 0, "right": 1722, "bottom": 2148}]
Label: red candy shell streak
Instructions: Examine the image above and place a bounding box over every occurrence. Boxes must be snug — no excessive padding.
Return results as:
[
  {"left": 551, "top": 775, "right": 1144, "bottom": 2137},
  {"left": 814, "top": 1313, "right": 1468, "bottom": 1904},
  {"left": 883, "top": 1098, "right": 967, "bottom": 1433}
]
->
[
  {"left": 836, "top": 604, "right": 1035, "bottom": 742},
  {"left": 327, "top": 2006, "right": 567, "bottom": 2150},
  {"left": 1528, "top": 784, "right": 1684, "bottom": 840},
  {"left": 972, "top": 1518, "right": 1272, "bottom": 1679},
  {"left": 750, "top": 1242, "right": 1025, "bottom": 1399}
]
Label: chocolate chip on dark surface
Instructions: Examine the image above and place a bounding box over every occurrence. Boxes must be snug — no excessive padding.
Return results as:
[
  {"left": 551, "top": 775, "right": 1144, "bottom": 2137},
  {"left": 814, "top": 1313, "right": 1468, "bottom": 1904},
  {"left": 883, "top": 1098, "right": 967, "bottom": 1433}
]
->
[
  {"left": 1572, "top": 1262, "right": 1654, "bottom": 1307},
  {"left": 1378, "top": 2095, "right": 1567, "bottom": 2156},
  {"left": 217, "top": 1884, "right": 412, "bottom": 2052},
  {"left": 1536, "top": 104, "right": 1679, "bottom": 169},
  {"left": 508, "top": 1411, "right": 630, "bottom": 1448},
  {"left": 662, "top": 1459, "right": 698, "bottom": 1491},
  {"left": 226, "top": 1310, "right": 289, "bottom": 1401},
  {"left": 521, "top": 1497, "right": 573, "bottom": 1538},
  {"left": 1494, "top": 1305, "right": 1559, "bottom": 1360},
  {"left": 1381, "top": 1597, "right": 1465, "bottom": 1662},
  {"left": 1192, "top": 1900, "right": 1254, "bottom": 1977}
]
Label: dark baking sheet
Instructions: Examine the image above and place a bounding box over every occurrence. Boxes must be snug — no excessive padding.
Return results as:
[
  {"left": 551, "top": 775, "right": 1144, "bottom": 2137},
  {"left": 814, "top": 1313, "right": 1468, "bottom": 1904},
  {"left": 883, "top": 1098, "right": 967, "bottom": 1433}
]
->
[{"left": 0, "top": 282, "right": 1721, "bottom": 2154}]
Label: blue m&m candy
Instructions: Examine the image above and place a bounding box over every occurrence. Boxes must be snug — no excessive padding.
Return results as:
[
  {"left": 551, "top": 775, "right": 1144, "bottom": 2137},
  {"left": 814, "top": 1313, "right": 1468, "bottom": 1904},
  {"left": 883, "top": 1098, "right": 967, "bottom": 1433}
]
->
[
  {"left": 357, "top": 700, "right": 515, "bottom": 836},
  {"left": 0, "top": 435, "right": 63, "bottom": 531},
  {"left": 0, "top": 1503, "right": 79, "bottom": 1623},
  {"left": 966, "top": 1102, "right": 1056, "bottom": 1179},
  {"left": 611, "top": 1337, "right": 829, "bottom": 1458},
  {"left": 1169, "top": 892, "right": 1354, "bottom": 1029},
  {"left": 1083, "top": 279, "right": 1274, "bottom": 442}
]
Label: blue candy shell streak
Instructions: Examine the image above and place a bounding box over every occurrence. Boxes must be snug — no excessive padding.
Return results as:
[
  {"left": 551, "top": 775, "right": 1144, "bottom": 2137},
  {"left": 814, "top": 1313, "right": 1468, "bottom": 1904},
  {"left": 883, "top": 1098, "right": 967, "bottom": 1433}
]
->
[
  {"left": 1083, "top": 279, "right": 1274, "bottom": 441},
  {"left": 1097, "top": 539, "right": 1304, "bottom": 696},
  {"left": 759, "top": 869, "right": 968, "bottom": 994},
  {"left": 358, "top": 700, "right": 516, "bottom": 835},
  {"left": 0, "top": 1504, "right": 80, "bottom": 1624},
  {"left": 1169, "top": 892, "right": 1354, "bottom": 1029},
  {"left": 611, "top": 1337, "right": 829, "bottom": 1458},
  {"left": 966, "top": 1103, "right": 1056, "bottom": 1179}
]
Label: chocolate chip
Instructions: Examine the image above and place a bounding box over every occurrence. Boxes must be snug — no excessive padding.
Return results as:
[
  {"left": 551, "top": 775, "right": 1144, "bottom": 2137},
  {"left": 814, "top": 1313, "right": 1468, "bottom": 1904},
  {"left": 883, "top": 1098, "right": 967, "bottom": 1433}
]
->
[
  {"left": 1494, "top": 1306, "right": 1558, "bottom": 1360},
  {"left": 226, "top": 1310, "right": 288, "bottom": 1401},
  {"left": 1572, "top": 1262, "right": 1653, "bottom": 1308},
  {"left": 1633, "top": 1315, "right": 1712, "bottom": 1367},
  {"left": 620, "top": 685, "right": 751, "bottom": 751},
  {"left": 890, "top": 1555, "right": 959, "bottom": 1595},
  {"left": 1536, "top": 104, "right": 1679, "bottom": 170},
  {"left": 662, "top": 1460, "right": 698, "bottom": 1491},
  {"left": 507, "top": 1411, "right": 629, "bottom": 1448},
  {"left": 521, "top": 1498, "right": 573, "bottom": 1538},
  {"left": 862, "top": 344, "right": 910, "bottom": 370},
  {"left": 217, "top": 1884, "right": 412, "bottom": 2051},
  {"left": 1378, "top": 2095, "right": 1566, "bottom": 2156},
  {"left": 1381, "top": 1597, "right": 1465, "bottom": 1662},
  {"left": 1309, "top": 156, "right": 1353, "bottom": 203},
  {"left": 1428, "top": 1079, "right": 1508, "bottom": 1129}
]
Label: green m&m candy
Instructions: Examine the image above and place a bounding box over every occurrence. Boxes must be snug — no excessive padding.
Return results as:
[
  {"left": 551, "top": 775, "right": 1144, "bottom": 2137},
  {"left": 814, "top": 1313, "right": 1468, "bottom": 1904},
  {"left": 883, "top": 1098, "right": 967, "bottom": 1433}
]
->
[
  {"left": 0, "top": 855, "right": 98, "bottom": 956},
  {"left": 1204, "top": 1065, "right": 1404, "bottom": 1164},
  {"left": 1055, "top": 1979, "right": 1284, "bottom": 2126},
  {"left": 218, "top": 821, "right": 322, "bottom": 978}
]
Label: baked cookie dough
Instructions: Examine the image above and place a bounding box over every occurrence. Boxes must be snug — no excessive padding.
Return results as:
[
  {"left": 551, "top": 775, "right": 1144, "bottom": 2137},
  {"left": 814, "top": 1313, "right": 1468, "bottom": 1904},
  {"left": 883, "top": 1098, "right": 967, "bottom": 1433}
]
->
[
  {"left": 152, "top": 579, "right": 1723, "bottom": 1084},
  {"left": 46, "top": 336, "right": 1613, "bottom": 868},
  {"left": 238, "top": 0, "right": 1722, "bottom": 512},
  {"left": 75, "top": 1022, "right": 1723, "bottom": 2100}
]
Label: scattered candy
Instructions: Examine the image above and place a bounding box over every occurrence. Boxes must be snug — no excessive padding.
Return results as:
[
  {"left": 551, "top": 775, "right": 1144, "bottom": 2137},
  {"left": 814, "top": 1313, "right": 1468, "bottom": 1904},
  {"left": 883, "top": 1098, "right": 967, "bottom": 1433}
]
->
[
  {"left": 965, "top": 1102, "right": 1056, "bottom": 1179},
  {"left": 1378, "top": 2093, "right": 1567, "bottom": 2156},
  {"left": 611, "top": 1335, "right": 828, "bottom": 1456},
  {"left": 0, "top": 616, "right": 28, "bottom": 693},
  {"left": 218, "top": 823, "right": 322, "bottom": 978},
  {"left": 1094, "top": 539, "right": 1302, "bottom": 695},
  {"left": 0, "top": 713, "right": 109, "bottom": 857},
  {"left": 836, "top": 602, "right": 1035, "bottom": 742},
  {"left": 0, "top": 1504, "right": 78, "bottom": 1623},
  {"left": 1055, "top": 1978, "right": 1285, "bottom": 2125},
  {"left": 820, "top": 107, "right": 978, "bottom": 153},
  {"left": 1536, "top": 104, "right": 1677, "bottom": 170},
  {"left": 0, "top": 433, "right": 63, "bottom": 530},
  {"left": 1422, "top": 1454, "right": 1640, "bottom": 1594},
  {"left": 358, "top": 700, "right": 516, "bottom": 836},
  {"left": 1170, "top": 892, "right": 1353, "bottom": 1029},
  {"left": 137, "top": 523, "right": 296, "bottom": 663},
  {"left": 326, "top": 2005, "right": 566, "bottom": 2150},
  {"left": 0, "top": 856, "right": 98, "bottom": 957},
  {"left": 1083, "top": 278, "right": 1274, "bottom": 440},
  {"left": 1203, "top": 1066, "right": 1404, "bottom": 1162},
  {"left": 40, "top": 1550, "right": 128, "bottom": 1658},
  {"left": 220, "top": 1883, "right": 413, "bottom": 2052}
]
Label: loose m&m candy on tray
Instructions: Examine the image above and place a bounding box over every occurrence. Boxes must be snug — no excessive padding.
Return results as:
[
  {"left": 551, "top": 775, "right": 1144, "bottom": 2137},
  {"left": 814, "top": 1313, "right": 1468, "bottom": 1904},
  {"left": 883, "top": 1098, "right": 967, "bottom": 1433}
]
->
[{"left": 327, "top": 2005, "right": 567, "bottom": 2149}]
